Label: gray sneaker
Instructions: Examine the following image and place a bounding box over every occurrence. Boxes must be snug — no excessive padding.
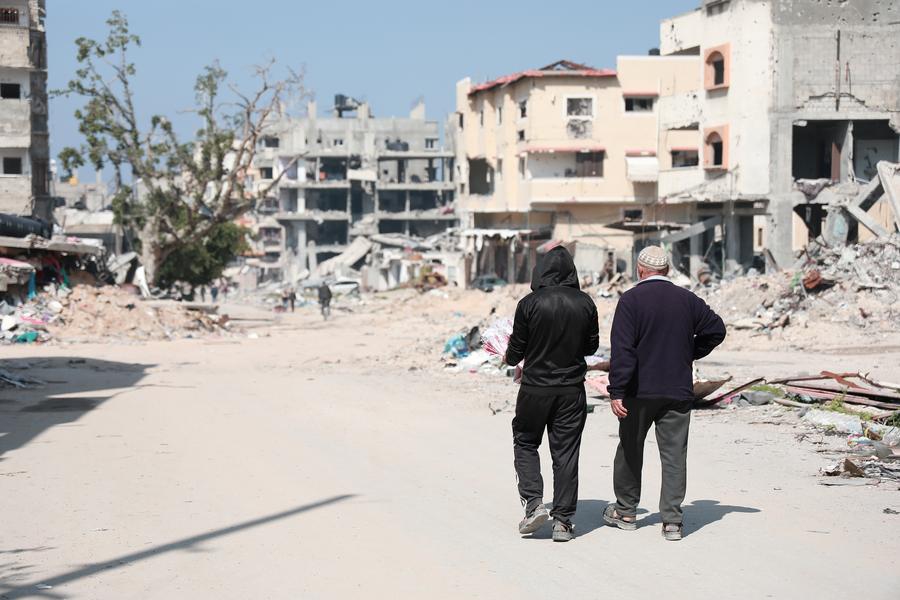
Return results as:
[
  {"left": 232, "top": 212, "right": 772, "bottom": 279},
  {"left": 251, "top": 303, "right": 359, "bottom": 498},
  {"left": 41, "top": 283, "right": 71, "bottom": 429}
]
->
[
  {"left": 518, "top": 504, "right": 550, "bottom": 535},
  {"left": 662, "top": 523, "right": 683, "bottom": 541},
  {"left": 552, "top": 520, "right": 574, "bottom": 542}
]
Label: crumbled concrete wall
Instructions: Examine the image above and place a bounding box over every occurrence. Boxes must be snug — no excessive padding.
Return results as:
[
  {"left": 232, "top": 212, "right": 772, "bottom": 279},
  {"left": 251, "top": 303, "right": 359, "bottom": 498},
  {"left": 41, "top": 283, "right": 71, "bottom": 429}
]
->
[
  {"left": 772, "top": 0, "right": 900, "bottom": 114},
  {"left": 0, "top": 176, "right": 33, "bottom": 214}
]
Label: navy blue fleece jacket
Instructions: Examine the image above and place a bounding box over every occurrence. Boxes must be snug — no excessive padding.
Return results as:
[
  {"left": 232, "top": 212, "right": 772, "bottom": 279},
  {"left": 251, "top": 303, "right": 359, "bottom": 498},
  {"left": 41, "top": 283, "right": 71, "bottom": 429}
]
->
[{"left": 608, "top": 278, "right": 726, "bottom": 402}]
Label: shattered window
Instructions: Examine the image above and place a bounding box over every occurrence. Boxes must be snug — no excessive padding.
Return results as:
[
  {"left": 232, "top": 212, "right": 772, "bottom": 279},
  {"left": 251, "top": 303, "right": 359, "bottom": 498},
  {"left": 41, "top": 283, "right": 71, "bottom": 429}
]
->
[
  {"left": 567, "top": 119, "right": 593, "bottom": 139},
  {"left": 425, "top": 138, "right": 438, "bottom": 149},
  {"left": 0, "top": 8, "right": 19, "bottom": 24},
  {"left": 566, "top": 98, "right": 593, "bottom": 118},
  {"left": 517, "top": 130, "right": 525, "bottom": 142},
  {"left": 519, "top": 100, "right": 527, "bottom": 118},
  {"left": 261, "top": 136, "right": 279, "bottom": 148},
  {"left": 259, "top": 167, "right": 274, "bottom": 180},
  {"left": 671, "top": 150, "right": 699, "bottom": 168}
]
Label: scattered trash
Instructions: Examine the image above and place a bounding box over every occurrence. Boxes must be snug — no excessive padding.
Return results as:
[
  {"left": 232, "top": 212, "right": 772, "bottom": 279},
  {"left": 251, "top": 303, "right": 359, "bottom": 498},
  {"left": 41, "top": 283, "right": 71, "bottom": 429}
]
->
[{"left": 803, "top": 409, "right": 864, "bottom": 435}]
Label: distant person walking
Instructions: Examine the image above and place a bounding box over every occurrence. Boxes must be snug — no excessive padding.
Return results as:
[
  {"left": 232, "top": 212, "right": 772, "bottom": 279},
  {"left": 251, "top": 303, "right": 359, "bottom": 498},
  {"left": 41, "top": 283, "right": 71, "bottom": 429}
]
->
[
  {"left": 210, "top": 284, "right": 219, "bottom": 304},
  {"left": 505, "top": 246, "right": 599, "bottom": 542},
  {"left": 288, "top": 288, "right": 297, "bottom": 313},
  {"left": 318, "top": 283, "right": 332, "bottom": 320},
  {"left": 604, "top": 246, "right": 726, "bottom": 541}
]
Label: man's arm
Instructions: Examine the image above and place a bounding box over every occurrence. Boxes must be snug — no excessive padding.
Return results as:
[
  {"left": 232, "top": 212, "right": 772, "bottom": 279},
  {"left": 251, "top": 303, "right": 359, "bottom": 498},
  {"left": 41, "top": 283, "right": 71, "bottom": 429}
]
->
[
  {"left": 693, "top": 297, "right": 726, "bottom": 360},
  {"left": 607, "top": 298, "right": 637, "bottom": 401},
  {"left": 583, "top": 302, "right": 600, "bottom": 357},
  {"left": 505, "top": 299, "right": 529, "bottom": 366}
]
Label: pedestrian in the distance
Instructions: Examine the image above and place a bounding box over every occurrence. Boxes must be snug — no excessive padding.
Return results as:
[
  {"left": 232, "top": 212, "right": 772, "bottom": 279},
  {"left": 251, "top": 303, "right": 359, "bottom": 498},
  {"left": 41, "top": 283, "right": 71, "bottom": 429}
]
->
[
  {"left": 289, "top": 287, "right": 297, "bottom": 313},
  {"left": 506, "top": 246, "right": 599, "bottom": 542},
  {"left": 318, "top": 283, "right": 332, "bottom": 320},
  {"left": 604, "top": 245, "right": 726, "bottom": 541},
  {"left": 210, "top": 284, "right": 219, "bottom": 304}
]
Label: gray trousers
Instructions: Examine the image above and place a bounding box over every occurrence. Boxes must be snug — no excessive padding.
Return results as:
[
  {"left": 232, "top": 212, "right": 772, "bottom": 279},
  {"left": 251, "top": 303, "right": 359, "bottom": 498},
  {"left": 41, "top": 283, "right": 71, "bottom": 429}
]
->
[{"left": 613, "top": 398, "right": 691, "bottom": 524}]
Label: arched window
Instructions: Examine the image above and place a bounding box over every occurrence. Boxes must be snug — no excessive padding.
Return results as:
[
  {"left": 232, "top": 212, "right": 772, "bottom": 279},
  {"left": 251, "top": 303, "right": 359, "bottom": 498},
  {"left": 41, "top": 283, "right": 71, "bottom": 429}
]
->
[
  {"left": 705, "top": 131, "right": 724, "bottom": 168},
  {"left": 704, "top": 44, "right": 730, "bottom": 90},
  {"left": 707, "top": 52, "right": 725, "bottom": 86}
]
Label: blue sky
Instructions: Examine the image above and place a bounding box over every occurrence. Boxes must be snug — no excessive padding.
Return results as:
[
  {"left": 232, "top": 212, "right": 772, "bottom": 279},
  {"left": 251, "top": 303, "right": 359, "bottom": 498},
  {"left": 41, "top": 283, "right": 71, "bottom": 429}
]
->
[{"left": 48, "top": 0, "right": 699, "bottom": 179}]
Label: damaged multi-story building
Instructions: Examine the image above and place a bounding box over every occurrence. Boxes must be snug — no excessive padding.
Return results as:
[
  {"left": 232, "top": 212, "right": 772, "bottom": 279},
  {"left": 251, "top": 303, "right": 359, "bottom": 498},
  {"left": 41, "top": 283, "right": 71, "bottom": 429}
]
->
[
  {"left": 0, "top": 0, "right": 50, "bottom": 221},
  {"left": 453, "top": 0, "right": 900, "bottom": 283},
  {"left": 452, "top": 57, "right": 698, "bottom": 281},
  {"left": 656, "top": 0, "right": 899, "bottom": 274},
  {"left": 251, "top": 96, "right": 456, "bottom": 280}
]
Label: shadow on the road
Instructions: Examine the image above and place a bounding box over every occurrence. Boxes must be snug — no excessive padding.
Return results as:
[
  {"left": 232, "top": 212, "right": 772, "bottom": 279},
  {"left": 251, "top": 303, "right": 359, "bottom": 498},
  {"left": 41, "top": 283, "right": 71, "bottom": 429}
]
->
[
  {"left": 641, "top": 499, "right": 761, "bottom": 535},
  {"left": 0, "top": 357, "right": 154, "bottom": 461},
  {"left": 0, "top": 495, "right": 356, "bottom": 599}
]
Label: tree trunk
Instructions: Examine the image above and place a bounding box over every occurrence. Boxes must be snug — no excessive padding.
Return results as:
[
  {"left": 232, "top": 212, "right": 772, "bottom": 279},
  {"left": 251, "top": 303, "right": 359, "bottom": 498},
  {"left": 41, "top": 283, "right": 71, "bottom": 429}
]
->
[{"left": 139, "top": 219, "right": 163, "bottom": 287}]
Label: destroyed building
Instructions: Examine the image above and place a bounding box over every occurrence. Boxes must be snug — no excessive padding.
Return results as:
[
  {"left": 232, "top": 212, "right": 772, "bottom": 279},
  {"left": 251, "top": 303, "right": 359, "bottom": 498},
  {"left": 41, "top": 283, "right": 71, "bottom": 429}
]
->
[
  {"left": 657, "top": 0, "right": 900, "bottom": 275},
  {"left": 0, "top": 0, "right": 50, "bottom": 221},
  {"left": 453, "top": 1, "right": 900, "bottom": 284},
  {"left": 251, "top": 97, "right": 457, "bottom": 281},
  {"left": 452, "top": 58, "right": 698, "bottom": 282}
]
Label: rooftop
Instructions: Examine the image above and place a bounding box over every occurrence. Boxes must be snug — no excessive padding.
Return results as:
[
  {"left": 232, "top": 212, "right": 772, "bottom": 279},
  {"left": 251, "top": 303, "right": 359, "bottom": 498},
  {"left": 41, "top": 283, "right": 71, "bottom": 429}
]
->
[{"left": 468, "top": 60, "right": 617, "bottom": 96}]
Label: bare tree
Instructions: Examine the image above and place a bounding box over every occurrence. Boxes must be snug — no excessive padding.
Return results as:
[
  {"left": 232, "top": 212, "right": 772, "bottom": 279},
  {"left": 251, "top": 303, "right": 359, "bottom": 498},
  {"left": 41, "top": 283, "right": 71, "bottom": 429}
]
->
[{"left": 57, "top": 11, "right": 306, "bottom": 284}]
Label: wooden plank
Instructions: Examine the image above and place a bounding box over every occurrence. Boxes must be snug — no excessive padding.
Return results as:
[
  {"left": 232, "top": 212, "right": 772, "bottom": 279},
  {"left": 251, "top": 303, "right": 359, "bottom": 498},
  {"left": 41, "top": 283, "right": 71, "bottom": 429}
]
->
[{"left": 694, "top": 377, "right": 765, "bottom": 408}]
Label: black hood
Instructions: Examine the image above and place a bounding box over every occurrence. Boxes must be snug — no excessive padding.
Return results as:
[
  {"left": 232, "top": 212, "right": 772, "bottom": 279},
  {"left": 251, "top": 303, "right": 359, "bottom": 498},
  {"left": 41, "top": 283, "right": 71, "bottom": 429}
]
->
[{"left": 531, "top": 246, "right": 580, "bottom": 291}]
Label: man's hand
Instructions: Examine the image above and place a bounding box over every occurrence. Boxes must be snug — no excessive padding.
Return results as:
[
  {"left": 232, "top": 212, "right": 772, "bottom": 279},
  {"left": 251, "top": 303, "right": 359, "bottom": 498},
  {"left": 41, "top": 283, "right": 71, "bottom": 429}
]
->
[{"left": 610, "top": 399, "right": 628, "bottom": 419}]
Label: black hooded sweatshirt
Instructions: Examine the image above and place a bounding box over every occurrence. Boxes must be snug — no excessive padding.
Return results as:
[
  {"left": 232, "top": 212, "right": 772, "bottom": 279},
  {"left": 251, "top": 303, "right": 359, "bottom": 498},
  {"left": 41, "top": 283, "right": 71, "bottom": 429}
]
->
[{"left": 505, "top": 246, "right": 600, "bottom": 394}]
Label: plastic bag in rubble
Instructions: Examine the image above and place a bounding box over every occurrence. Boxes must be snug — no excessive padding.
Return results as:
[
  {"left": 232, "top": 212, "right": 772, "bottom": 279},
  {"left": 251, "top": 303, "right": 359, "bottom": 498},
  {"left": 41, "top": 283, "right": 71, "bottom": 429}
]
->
[{"left": 481, "top": 318, "right": 513, "bottom": 357}]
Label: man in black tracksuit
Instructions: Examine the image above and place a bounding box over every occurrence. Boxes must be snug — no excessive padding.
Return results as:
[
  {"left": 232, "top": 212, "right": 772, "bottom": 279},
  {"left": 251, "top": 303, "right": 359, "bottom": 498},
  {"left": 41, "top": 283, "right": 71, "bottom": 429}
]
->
[
  {"left": 604, "top": 245, "right": 726, "bottom": 541},
  {"left": 506, "top": 246, "right": 599, "bottom": 542}
]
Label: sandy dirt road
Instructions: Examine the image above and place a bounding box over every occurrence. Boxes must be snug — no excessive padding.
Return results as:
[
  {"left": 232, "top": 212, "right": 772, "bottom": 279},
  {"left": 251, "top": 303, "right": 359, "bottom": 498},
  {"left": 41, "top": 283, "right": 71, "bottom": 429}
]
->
[{"left": 1, "top": 305, "right": 899, "bottom": 599}]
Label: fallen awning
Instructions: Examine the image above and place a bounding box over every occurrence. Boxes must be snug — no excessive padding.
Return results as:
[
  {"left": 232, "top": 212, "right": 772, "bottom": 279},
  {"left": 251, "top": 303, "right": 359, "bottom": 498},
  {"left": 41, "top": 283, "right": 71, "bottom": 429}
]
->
[{"left": 625, "top": 156, "right": 659, "bottom": 182}]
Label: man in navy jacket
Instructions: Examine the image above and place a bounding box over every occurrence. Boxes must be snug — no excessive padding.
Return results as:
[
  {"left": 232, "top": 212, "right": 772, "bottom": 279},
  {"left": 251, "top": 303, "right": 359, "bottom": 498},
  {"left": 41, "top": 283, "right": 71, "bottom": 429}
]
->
[{"left": 603, "top": 245, "right": 726, "bottom": 541}]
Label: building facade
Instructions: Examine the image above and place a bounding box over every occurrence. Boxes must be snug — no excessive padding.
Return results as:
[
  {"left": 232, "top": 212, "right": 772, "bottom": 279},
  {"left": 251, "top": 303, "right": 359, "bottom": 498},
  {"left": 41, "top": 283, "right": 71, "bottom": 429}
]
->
[
  {"left": 659, "top": 0, "right": 900, "bottom": 272},
  {"left": 252, "top": 97, "right": 456, "bottom": 280},
  {"left": 453, "top": 58, "right": 699, "bottom": 281},
  {"left": 0, "top": 0, "right": 49, "bottom": 220}
]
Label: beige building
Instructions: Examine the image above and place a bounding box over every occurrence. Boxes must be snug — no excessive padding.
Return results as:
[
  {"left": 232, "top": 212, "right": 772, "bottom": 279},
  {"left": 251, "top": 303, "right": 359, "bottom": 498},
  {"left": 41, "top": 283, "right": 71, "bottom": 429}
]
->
[{"left": 453, "top": 58, "right": 700, "bottom": 281}]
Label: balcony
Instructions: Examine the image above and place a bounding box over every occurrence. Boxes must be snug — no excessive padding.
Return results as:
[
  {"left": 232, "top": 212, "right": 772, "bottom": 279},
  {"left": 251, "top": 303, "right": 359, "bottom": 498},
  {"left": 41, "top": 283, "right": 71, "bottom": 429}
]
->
[
  {"left": 657, "top": 167, "right": 705, "bottom": 201},
  {"left": 658, "top": 92, "right": 703, "bottom": 131}
]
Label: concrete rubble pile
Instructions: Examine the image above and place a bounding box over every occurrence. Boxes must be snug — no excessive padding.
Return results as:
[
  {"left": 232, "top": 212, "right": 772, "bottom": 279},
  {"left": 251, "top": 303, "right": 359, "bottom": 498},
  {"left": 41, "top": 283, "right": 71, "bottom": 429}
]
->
[
  {"left": 699, "top": 234, "right": 900, "bottom": 333},
  {"left": 1, "top": 284, "right": 231, "bottom": 344}
]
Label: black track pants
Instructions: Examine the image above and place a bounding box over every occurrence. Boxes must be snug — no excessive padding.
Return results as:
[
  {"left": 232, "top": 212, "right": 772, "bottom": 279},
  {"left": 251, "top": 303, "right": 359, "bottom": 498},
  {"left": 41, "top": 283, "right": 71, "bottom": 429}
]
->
[{"left": 512, "top": 387, "right": 587, "bottom": 524}]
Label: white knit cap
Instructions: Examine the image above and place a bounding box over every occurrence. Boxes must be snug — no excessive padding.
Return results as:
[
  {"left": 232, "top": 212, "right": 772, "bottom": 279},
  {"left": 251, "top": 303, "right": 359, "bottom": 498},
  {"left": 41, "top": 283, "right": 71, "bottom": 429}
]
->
[{"left": 638, "top": 245, "right": 669, "bottom": 269}]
